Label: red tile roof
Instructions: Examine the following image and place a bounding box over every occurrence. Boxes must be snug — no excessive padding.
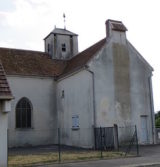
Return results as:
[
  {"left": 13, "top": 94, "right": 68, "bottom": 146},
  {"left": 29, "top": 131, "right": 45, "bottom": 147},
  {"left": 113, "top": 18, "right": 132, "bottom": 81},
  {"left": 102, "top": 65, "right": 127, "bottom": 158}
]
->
[
  {"left": 0, "top": 48, "right": 66, "bottom": 77},
  {"left": 0, "top": 38, "right": 106, "bottom": 79},
  {"left": 0, "top": 61, "right": 13, "bottom": 99}
]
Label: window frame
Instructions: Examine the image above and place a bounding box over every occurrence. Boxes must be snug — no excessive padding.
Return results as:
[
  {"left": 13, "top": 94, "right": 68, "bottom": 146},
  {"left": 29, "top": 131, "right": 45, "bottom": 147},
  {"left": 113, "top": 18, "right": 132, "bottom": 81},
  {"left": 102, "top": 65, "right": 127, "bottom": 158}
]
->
[
  {"left": 15, "top": 97, "right": 33, "bottom": 129},
  {"left": 47, "top": 43, "right": 50, "bottom": 53},
  {"left": 61, "top": 43, "right": 66, "bottom": 52}
]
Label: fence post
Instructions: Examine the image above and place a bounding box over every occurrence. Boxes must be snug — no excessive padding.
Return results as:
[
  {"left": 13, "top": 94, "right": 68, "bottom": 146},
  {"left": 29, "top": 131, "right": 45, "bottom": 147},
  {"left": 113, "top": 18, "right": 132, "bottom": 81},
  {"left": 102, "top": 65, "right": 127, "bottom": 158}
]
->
[
  {"left": 58, "top": 128, "right": 61, "bottom": 163},
  {"left": 113, "top": 124, "right": 119, "bottom": 150},
  {"left": 135, "top": 125, "right": 139, "bottom": 156},
  {"left": 7, "top": 129, "right": 8, "bottom": 167},
  {"left": 100, "top": 127, "right": 103, "bottom": 158},
  {"left": 94, "top": 127, "right": 97, "bottom": 150}
]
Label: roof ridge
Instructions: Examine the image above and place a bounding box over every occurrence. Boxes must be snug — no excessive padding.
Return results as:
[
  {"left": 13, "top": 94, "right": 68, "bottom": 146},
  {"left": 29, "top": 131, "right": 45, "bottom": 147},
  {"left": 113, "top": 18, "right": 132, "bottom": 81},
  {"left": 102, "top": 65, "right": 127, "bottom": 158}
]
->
[{"left": 0, "top": 47, "right": 46, "bottom": 55}]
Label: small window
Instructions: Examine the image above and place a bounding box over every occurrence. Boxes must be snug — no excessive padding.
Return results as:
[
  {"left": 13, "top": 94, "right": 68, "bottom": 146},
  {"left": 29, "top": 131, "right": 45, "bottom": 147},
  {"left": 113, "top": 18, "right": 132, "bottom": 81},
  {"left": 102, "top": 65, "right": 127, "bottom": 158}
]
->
[
  {"left": 61, "top": 90, "right": 64, "bottom": 98},
  {"left": 47, "top": 43, "right": 50, "bottom": 53},
  {"left": 62, "top": 43, "right": 66, "bottom": 52},
  {"left": 16, "top": 97, "right": 32, "bottom": 128},
  {"left": 72, "top": 115, "right": 79, "bottom": 129}
]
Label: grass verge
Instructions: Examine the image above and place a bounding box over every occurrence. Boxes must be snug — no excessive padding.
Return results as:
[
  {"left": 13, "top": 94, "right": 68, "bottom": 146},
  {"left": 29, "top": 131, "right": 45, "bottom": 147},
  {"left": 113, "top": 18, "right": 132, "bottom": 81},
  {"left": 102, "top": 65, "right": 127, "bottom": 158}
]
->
[{"left": 8, "top": 151, "right": 126, "bottom": 166}]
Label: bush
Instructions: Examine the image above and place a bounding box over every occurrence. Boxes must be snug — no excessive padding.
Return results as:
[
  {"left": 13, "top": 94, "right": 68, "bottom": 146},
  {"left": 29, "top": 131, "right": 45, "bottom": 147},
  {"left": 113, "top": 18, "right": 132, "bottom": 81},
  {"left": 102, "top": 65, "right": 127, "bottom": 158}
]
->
[{"left": 155, "top": 117, "right": 160, "bottom": 127}]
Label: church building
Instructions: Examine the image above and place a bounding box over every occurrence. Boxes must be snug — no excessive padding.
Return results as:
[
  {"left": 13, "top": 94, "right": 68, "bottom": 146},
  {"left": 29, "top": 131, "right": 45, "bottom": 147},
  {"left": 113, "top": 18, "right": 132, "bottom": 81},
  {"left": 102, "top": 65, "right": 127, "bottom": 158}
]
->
[{"left": 0, "top": 19, "right": 156, "bottom": 148}]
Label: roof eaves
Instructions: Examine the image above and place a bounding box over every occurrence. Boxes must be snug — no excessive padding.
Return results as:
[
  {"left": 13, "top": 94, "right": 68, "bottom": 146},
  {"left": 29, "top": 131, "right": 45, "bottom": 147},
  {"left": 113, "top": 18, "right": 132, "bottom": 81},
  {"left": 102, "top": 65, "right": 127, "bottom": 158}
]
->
[
  {"left": 0, "top": 95, "right": 14, "bottom": 100},
  {"left": 44, "top": 29, "right": 78, "bottom": 40},
  {"left": 0, "top": 61, "right": 13, "bottom": 100},
  {"left": 56, "top": 65, "right": 86, "bottom": 81}
]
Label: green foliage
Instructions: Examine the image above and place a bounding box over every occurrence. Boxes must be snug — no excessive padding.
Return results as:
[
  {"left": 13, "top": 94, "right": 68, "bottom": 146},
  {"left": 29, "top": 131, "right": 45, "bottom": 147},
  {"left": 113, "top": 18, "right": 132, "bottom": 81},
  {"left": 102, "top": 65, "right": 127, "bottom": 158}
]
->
[
  {"left": 155, "top": 111, "right": 160, "bottom": 127},
  {"left": 156, "top": 117, "right": 160, "bottom": 127}
]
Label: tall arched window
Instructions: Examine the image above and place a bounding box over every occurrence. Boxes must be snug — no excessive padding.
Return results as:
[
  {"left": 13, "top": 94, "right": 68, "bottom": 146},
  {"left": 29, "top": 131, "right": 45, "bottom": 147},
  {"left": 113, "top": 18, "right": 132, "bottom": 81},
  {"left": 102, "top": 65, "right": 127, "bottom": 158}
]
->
[{"left": 16, "top": 97, "right": 32, "bottom": 128}]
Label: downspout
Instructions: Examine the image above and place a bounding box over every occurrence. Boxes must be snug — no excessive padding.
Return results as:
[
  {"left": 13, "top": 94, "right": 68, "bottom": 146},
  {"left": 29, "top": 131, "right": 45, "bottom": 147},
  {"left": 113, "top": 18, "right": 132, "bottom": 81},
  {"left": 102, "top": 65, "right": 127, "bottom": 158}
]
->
[
  {"left": 85, "top": 66, "right": 96, "bottom": 128},
  {"left": 148, "top": 75, "right": 155, "bottom": 144}
]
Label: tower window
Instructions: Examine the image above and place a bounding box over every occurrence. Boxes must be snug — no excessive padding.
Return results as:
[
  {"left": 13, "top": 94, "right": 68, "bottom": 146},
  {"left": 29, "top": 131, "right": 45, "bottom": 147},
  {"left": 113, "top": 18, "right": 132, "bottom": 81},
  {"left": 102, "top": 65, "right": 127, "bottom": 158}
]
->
[
  {"left": 62, "top": 43, "right": 66, "bottom": 52},
  {"left": 47, "top": 44, "right": 50, "bottom": 53}
]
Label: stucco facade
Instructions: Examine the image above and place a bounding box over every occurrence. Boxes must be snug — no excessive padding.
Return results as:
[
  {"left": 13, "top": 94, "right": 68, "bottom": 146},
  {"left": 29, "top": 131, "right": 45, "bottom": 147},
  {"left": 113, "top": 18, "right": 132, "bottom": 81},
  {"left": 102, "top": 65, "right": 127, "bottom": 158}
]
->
[
  {"left": 0, "top": 19, "right": 156, "bottom": 149},
  {"left": 56, "top": 20, "right": 155, "bottom": 146},
  {"left": 57, "top": 70, "right": 94, "bottom": 148},
  {"left": 7, "top": 76, "right": 57, "bottom": 147}
]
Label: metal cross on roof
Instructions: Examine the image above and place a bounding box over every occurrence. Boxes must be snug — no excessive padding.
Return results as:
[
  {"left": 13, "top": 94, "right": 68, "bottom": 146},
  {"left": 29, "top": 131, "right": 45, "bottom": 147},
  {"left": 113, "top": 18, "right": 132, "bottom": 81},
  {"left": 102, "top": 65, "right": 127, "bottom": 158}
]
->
[{"left": 63, "top": 13, "right": 66, "bottom": 29}]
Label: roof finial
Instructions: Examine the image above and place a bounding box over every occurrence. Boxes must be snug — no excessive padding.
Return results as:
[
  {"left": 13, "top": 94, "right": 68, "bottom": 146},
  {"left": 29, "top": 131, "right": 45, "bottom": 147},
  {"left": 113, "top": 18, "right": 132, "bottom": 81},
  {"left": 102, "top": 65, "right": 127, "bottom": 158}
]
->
[{"left": 63, "top": 13, "right": 66, "bottom": 29}]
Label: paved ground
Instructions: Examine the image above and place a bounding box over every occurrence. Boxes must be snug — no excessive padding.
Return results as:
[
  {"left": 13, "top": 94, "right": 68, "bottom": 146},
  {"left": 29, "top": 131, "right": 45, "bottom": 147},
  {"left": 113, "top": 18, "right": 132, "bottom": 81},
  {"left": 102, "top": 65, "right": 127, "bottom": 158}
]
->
[{"left": 43, "top": 145, "right": 160, "bottom": 167}]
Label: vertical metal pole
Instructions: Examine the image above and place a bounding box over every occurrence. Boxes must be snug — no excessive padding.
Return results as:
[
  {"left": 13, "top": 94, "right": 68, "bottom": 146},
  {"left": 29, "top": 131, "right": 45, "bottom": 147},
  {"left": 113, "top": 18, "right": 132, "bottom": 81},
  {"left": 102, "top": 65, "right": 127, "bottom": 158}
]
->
[
  {"left": 100, "top": 127, "right": 103, "bottom": 158},
  {"left": 58, "top": 128, "right": 61, "bottom": 162},
  {"left": 7, "top": 129, "right": 8, "bottom": 167},
  {"left": 94, "top": 127, "right": 96, "bottom": 150},
  {"left": 135, "top": 125, "right": 139, "bottom": 156}
]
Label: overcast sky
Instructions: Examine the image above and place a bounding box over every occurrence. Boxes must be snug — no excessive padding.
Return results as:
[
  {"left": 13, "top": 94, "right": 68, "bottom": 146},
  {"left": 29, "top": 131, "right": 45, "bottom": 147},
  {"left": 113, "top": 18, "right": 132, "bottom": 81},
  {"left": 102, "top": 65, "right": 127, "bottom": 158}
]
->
[{"left": 0, "top": 0, "right": 160, "bottom": 112}]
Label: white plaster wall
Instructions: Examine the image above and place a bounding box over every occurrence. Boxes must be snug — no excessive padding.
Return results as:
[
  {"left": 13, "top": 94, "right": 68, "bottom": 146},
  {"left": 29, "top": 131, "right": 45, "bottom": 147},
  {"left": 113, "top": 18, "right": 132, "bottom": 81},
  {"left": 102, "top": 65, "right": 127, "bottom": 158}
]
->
[
  {"left": 7, "top": 76, "right": 57, "bottom": 147},
  {"left": 0, "top": 102, "right": 8, "bottom": 167},
  {"left": 88, "top": 31, "right": 131, "bottom": 128},
  {"left": 57, "top": 70, "right": 94, "bottom": 148},
  {"left": 128, "top": 42, "right": 155, "bottom": 144},
  {"left": 88, "top": 31, "right": 154, "bottom": 144},
  {"left": 89, "top": 41, "right": 116, "bottom": 127}
]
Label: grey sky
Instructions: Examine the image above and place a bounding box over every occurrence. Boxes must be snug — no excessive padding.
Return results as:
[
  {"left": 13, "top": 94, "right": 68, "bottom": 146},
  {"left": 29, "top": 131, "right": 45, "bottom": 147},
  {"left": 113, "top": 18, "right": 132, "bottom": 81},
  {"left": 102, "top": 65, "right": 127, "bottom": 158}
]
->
[{"left": 0, "top": 0, "right": 160, "bottom": 111}]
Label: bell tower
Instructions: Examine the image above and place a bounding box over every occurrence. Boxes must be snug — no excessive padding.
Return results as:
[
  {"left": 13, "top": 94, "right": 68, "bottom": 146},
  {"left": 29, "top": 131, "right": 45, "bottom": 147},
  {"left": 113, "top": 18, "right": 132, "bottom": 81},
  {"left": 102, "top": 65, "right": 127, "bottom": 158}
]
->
[{"left": 44, "top": 27, "right": 78, "bottom": 60}]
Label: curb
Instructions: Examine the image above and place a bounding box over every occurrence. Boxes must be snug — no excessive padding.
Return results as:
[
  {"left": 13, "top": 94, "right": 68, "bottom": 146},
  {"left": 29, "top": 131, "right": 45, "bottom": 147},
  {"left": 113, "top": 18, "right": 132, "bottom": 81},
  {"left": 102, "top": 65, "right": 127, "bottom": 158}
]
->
[{"left": 122, "top": 162, "right": 160, "bottom": 167}]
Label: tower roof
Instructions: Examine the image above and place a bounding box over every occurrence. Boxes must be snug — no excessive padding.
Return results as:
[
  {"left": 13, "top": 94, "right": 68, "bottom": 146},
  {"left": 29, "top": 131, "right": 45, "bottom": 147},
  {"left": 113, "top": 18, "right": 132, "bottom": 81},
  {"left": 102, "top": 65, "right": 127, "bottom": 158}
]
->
[{"left": 44, "top": 28, "right": 78, "bottom": 40}]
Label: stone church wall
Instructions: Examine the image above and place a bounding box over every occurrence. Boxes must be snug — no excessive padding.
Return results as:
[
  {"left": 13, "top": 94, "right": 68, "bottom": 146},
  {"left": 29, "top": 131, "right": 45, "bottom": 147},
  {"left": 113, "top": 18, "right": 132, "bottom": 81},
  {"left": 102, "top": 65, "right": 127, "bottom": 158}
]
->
[
  {"left": 57, "top": 70, "right": 94, "bottom": 148},
  {"left": 7, "top": 76, "right": 57, "bottom": 147},
  {"left": 128, "top": 42, "right": 155, "bottom": 144}
]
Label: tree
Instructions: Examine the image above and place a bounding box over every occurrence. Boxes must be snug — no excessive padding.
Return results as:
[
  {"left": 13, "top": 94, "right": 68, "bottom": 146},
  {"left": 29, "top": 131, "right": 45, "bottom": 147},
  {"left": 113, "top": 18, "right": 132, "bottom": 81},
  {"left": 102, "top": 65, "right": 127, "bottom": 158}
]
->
[{"left": 155, "top": 111, "right": 160, "bottom": 127}]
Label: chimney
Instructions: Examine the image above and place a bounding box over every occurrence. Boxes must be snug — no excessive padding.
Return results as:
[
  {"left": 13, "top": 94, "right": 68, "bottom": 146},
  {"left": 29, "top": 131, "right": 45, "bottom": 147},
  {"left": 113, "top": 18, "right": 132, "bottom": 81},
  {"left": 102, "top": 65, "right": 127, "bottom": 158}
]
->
[{"left": 105, "top": 19, "right": 127, "bottom": 38}]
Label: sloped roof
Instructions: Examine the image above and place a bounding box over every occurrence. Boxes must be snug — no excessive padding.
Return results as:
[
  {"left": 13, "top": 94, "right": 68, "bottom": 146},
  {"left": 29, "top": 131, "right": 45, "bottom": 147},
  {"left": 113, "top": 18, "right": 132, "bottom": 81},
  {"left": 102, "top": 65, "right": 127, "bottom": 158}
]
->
[
  {"left": 44, "top": 28, "right": 78, "bottom": 40},
  {"left": 63, "top": 38, "right": 106, "bottom": 76},
  {"left": 0, "top": 61, "right": 13, "bottom": 99},
  {"left": 52, "top": 28, "right": 78, "bottom": 36},
  {"left": 0, "top": 38, "right": 106, "bottom": 78},
  {"left": 0, "top": 48, "right": 66, "bottom": 77}
]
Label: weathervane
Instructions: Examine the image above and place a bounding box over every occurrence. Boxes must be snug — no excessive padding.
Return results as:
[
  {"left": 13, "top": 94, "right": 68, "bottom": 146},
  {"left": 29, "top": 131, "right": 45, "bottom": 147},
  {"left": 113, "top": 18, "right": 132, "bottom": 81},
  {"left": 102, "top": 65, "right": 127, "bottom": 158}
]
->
[{"left": 63, "top": 13, "right": 66, "bottom": 29}]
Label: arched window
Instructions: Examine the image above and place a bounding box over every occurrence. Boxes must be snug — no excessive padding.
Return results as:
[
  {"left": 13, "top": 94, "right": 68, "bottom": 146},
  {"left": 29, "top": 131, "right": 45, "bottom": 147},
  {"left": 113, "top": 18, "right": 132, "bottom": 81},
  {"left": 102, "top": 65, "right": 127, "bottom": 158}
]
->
[{"left": 16, "top": 97, "right": 32, "bottom": 128}]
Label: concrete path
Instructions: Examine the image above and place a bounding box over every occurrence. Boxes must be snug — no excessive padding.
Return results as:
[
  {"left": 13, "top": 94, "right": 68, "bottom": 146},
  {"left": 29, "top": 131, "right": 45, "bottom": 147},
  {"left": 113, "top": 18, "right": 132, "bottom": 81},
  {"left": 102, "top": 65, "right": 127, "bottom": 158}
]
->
[{"left": 44, "top": 145, "right": 160, "bottom": 167}]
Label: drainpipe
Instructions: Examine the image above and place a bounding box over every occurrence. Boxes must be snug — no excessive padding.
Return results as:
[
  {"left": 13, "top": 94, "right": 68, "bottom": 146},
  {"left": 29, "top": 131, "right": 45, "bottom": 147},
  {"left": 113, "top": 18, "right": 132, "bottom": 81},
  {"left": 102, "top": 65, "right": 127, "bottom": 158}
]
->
[
  {"left": 85, "top": 66, "right": 96, "bottom": 128},
  {"left": 148, "top": 75, "right": 156, "bottom": 144}
]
